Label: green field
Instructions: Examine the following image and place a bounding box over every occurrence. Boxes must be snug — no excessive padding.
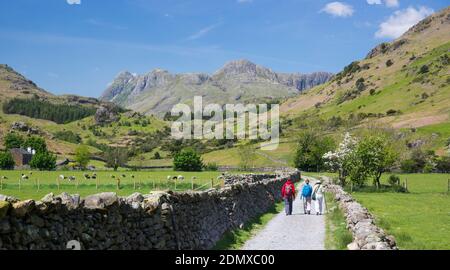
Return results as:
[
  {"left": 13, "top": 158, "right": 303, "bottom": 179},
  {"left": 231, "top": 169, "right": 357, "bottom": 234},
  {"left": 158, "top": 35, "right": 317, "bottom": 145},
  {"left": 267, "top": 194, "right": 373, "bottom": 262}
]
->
[
  {"left": 351, "top": 174, "right": 450, "bottom": 250},
  {"left": 0, "top": 170, "right": 222, "bottom": 200}
]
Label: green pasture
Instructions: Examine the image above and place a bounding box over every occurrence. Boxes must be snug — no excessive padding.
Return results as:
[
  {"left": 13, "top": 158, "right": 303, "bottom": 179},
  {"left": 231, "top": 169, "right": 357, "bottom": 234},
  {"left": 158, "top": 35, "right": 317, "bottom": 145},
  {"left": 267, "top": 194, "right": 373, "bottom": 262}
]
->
[
  {"left": 350, "top": 174, "right": 450, "bottom": 250},
  {"left": 0, "top": 170, "right": 222, "bottom": 200}
]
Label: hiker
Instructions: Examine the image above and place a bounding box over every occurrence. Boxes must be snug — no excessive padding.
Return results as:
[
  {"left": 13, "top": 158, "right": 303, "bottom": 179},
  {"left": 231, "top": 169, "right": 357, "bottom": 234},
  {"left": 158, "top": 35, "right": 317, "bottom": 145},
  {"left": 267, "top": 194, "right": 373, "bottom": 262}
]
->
[
  {"left": 312, "top": 180, "right": 324, "bottom": 215},
  {"left": 301, "top": 179, "right": 313, "bottom": 215},
  {"left": 281, "top": 179, "right": 296, "bottom": 216}
]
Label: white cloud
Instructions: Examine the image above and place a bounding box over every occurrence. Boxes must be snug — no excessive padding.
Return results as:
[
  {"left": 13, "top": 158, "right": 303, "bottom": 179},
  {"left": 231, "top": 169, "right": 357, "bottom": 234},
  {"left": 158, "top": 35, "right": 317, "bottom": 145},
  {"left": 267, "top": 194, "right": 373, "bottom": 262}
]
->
[
  {"left": 321, "top": 2, "right": 354, "bottom": 18},
  {"left": 385, "top": 0, "right": 400, "bottom": 8},
  {"left": 367, "top": 0, "right": 382, "bottom": 5},
  {"left": 375, "top": 6, "right": 434, "bottom": 39},
  {"left": 187, "top": 23, "right": 221, "bottom": 40},
  {"left": 67, "top": 0, "right": 81, "bottom": 4}
]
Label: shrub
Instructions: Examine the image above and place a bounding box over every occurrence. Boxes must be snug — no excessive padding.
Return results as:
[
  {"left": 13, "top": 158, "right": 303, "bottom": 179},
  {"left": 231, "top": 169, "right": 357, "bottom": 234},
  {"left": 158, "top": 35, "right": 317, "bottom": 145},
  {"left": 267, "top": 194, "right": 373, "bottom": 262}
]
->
[
  {"left": 435, "top": 157, "right": 450, "bottom": 173},
  {"left": 418, "top": 65, "right": 429, "bottom": 74},
  {"left": 355, "top": 78, "right": 366, "bottom": 92},
  {"left": 204, "top": 162, "right": 219, "bottom": 171},
  {"left": 400, "top": 159, "right": 419, "bottom": 173},
  {"left": 386, "top": 59, "right": 394, "bottom": 67},
  {"left": 153, "top": 151, "right": 161, "bottom": 160},
  {"left": 30, "top": 151, "right": 57, "bottom": 171},
  {"left": 4, "top": 133, "right": 24, "bottom": 149},
  {"left": 0, "top": 151, "right": 15, "bottom": 170},
  {"left": 54, "top": 131, "right": 81, "bottom": 144},
  {"left": 24, "top": 136, "right": 47, "bottom": 154},
  {"left": 173, "top": 149, "right": 203, "bottom": 172},
  {"left": 388, "top": 175, "right": 400, "bottom": 186},
  {"left": 369, "top": 89, "right": 376, "bottom": 96}
]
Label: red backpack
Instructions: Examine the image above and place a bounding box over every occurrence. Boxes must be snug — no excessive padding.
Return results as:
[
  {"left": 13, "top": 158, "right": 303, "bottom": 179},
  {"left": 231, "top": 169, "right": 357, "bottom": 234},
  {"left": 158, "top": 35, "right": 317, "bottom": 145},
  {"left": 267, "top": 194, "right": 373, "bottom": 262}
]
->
[{"left": 285, "top": 184, "right": 293, "bottom": 198}]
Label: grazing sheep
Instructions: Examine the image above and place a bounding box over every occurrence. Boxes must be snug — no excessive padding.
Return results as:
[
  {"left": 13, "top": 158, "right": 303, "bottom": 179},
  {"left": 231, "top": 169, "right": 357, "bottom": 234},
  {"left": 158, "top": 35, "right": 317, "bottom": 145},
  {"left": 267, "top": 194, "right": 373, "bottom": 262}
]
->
[
  {"left": 172, "top": 176, "right": 178, "bottom": 180},
  {"left": 177, "top": 175, "right": 184, "bottom": 181},
  {"left": 84, "top": 173, "right": 91, "bottom": 180},
  {"left": 167, "top": 175, "right": 172, "bottom": 181},
  {"left": 59, "top": 175, "right": 66, "bottom": 180},
  {"left": 111, "top": 175, "right": 116, "bottom": 179},
  {"left": 121, "top": 174, "right": 126, "bottom": 178},
  {"left": 21, "top": 174, "right": 29, "bottom": 180},
  {"left": 68, "top": 176, "right": 76, "bottom": 182},
  {"left": 217, "top": 176, "right": 224, "bottom": 180},
  {"left": 131, "top": 174, "right": 135, "bottom": 179},
  {"left": 91, "top": 174, "right": 97, "bottom": 179},
  {"left": 1, "top": 176, "right": 8, "bottom": 180}
]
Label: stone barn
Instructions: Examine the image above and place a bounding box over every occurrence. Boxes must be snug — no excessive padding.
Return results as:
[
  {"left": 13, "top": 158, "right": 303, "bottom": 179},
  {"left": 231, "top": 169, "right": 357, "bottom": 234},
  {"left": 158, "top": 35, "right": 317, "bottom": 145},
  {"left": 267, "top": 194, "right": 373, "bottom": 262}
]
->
[{"left": 10, "top": 148, "right": 33, "bottom": 167}]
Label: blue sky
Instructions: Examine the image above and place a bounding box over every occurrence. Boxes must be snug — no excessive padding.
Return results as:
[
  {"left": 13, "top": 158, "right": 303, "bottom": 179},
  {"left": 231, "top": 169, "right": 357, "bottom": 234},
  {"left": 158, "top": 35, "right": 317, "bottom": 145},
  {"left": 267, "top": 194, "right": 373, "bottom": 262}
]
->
[{"left": 0, "top": 0, "right": 448, "bottom": 97}]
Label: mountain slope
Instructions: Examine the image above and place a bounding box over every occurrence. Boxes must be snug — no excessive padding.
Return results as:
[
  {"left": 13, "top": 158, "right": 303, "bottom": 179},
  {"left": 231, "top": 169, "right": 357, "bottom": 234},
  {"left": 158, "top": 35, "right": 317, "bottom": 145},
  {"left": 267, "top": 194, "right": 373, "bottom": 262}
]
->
[
  {"left": 0, "top": 65, "right": 168, "bottom": 162},
  {"left": 281, "top": 6, "right": 450, "bottom": 130},
  {"left": 100, "top": 59, "right": 333, "bottom": 116}
]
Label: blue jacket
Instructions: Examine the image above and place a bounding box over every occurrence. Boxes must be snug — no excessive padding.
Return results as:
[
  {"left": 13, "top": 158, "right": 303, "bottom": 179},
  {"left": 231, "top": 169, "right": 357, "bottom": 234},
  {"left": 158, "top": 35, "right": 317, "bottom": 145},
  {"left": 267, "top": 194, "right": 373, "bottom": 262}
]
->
[{"left": 301, "top": 184, "right": 312, "bottom": 198}]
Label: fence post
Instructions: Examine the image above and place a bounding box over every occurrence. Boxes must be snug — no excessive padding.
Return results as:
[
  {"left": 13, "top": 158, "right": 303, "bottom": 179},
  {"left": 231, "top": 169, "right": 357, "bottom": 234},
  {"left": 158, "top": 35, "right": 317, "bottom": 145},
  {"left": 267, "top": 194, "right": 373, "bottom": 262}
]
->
[
  {"left": 76, "top": 178, "right": 79, "bottom": 190},
  {"left": 57, "top": 178, "right": 60, "bottom": 191},
  {"left": 19, "top": 178, "right": 21, "bottom": 190},
  {"left": 447, "top": 179, "right": 449, "bottom": 194},
  {"left": 134, "top": 179, "right": 136, "bottom": 190},
  {"left": 96, "top": 178, "right": 99, "bottom": 190},
  {"left": 152, "top": 179, "right": 155, "bottom": 190},
  {"left": 191, "top": 178, "right": 194, "bottom": 190},
  {"left": 37, "top": 178, "right": 40, "bottom": 191},
  {"left": 0, "top": 177, "right": 2, "bottom": 190},
  {"left": 211, "top": 178, "right": 214, "bottom": 189},
  {"left": 405, "top": 178, "right": 408, "bottom": 192},
  {"left": 174, "top": 179, "right": 177, "bottom": 191}
]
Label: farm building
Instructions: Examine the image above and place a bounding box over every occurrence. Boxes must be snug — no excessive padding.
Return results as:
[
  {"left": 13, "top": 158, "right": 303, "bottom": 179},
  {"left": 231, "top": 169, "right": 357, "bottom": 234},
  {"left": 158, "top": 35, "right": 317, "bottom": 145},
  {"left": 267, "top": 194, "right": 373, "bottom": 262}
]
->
[{"left": 10, "top": 148, "right": 34, "bottom": 167}]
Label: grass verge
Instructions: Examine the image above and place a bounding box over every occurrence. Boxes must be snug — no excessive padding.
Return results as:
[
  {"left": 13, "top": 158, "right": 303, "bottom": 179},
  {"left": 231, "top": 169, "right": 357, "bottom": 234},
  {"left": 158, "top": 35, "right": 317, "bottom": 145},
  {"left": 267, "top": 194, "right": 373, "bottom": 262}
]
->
[
  {"left": 213, "top": 201, "right": 284, "bottom": 250},
  {"left": 324, "top": 192, "right": 353, "bottom": 250}
]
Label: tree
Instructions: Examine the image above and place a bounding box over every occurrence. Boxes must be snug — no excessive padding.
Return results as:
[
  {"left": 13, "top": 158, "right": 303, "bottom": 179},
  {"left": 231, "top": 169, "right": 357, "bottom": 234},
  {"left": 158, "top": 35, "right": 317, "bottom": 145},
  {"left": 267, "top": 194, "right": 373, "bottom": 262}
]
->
[
  {"left": 238, "top": 143, "right": 256, "bottom": 171},
  {"left": 323, "top": 133, "right": 358, "bottom": 186},
  {"left": 105, "top": 147, "right": 128, "bottom": 171},
  {"left": 74, "top": 145, "right": 90, "bottom": 170},
  {"left": 4, "top": 133, "right": 24, "bottom": 149},
  {"left": 352, "top": 135, "right": 397, "bottom": 188},
  {"left": 153, "top": 151, "right": 161, "bottom": 160},
  {"left": 24, "top": 136, "right": 47, "bottom": 154},
  {"left": 173, "top": 148, "right": 203, "bottom": 172},
  {"left": 0, "top": 151, "right": 15, "bottom": 170},
  {"left": 294, "top": 130, "right": 335, "bottom": 172},
  {"left": 30, "top": 151, "right": 57, "bottom": 171}
]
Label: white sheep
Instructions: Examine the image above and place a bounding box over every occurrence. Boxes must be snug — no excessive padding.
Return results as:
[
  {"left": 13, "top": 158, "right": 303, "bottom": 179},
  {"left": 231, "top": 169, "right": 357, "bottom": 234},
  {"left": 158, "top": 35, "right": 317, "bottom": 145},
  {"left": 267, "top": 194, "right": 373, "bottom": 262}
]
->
[
  {"left": 68, "top": 176, "right": 76, "bottom": 182},
  {"left": 21, "top": 174, "right": 29, "bottom": 180},
  {"left": 167, "top": 175, "right": 172, "bottom": 181},
  {"left": 177, "top": 175, "right": 184, "bottom": 181},
  {"left": 59, "top": 175, "right": 66, "bottom": 180}
]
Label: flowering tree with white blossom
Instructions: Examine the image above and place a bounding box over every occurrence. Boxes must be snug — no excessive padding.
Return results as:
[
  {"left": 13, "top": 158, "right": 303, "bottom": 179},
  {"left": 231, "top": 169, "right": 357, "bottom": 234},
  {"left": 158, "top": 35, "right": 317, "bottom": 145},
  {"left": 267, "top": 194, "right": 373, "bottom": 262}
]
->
[{"left": 323, "top": 132, "right": 358, "bottom": 186}]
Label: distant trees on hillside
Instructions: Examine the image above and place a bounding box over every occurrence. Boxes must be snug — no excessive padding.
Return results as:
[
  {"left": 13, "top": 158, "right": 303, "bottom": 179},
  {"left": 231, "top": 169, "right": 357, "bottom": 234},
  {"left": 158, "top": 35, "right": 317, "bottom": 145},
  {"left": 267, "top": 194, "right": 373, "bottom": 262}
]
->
[{"left": 3, "top": 98, "right": 96, "bottom": 124}]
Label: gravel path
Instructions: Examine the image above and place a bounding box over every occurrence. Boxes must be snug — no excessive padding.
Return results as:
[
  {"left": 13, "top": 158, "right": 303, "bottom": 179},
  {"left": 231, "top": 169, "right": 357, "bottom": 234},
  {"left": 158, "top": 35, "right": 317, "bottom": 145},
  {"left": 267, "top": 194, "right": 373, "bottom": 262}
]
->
[{"left": 242, "top": 178, "right": 325, "bottom": 250}]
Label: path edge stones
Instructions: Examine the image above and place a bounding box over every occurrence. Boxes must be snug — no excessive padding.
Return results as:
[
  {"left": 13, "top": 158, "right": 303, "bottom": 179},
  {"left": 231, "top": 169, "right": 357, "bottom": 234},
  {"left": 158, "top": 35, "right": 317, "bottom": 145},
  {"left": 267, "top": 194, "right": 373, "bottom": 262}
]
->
[{"left": 320, "top": 176, "right": 398, "bottom": 250}]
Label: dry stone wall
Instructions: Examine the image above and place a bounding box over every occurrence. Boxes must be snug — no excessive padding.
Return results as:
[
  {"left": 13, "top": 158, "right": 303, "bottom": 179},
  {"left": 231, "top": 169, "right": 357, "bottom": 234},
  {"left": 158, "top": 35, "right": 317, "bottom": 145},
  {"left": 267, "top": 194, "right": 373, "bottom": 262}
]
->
[
  {"left": 320, "top": 176, "right": 398, "bottom": 250},
  {"left": 0, "top": 170, "right": 300, "bottom": 250}
]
